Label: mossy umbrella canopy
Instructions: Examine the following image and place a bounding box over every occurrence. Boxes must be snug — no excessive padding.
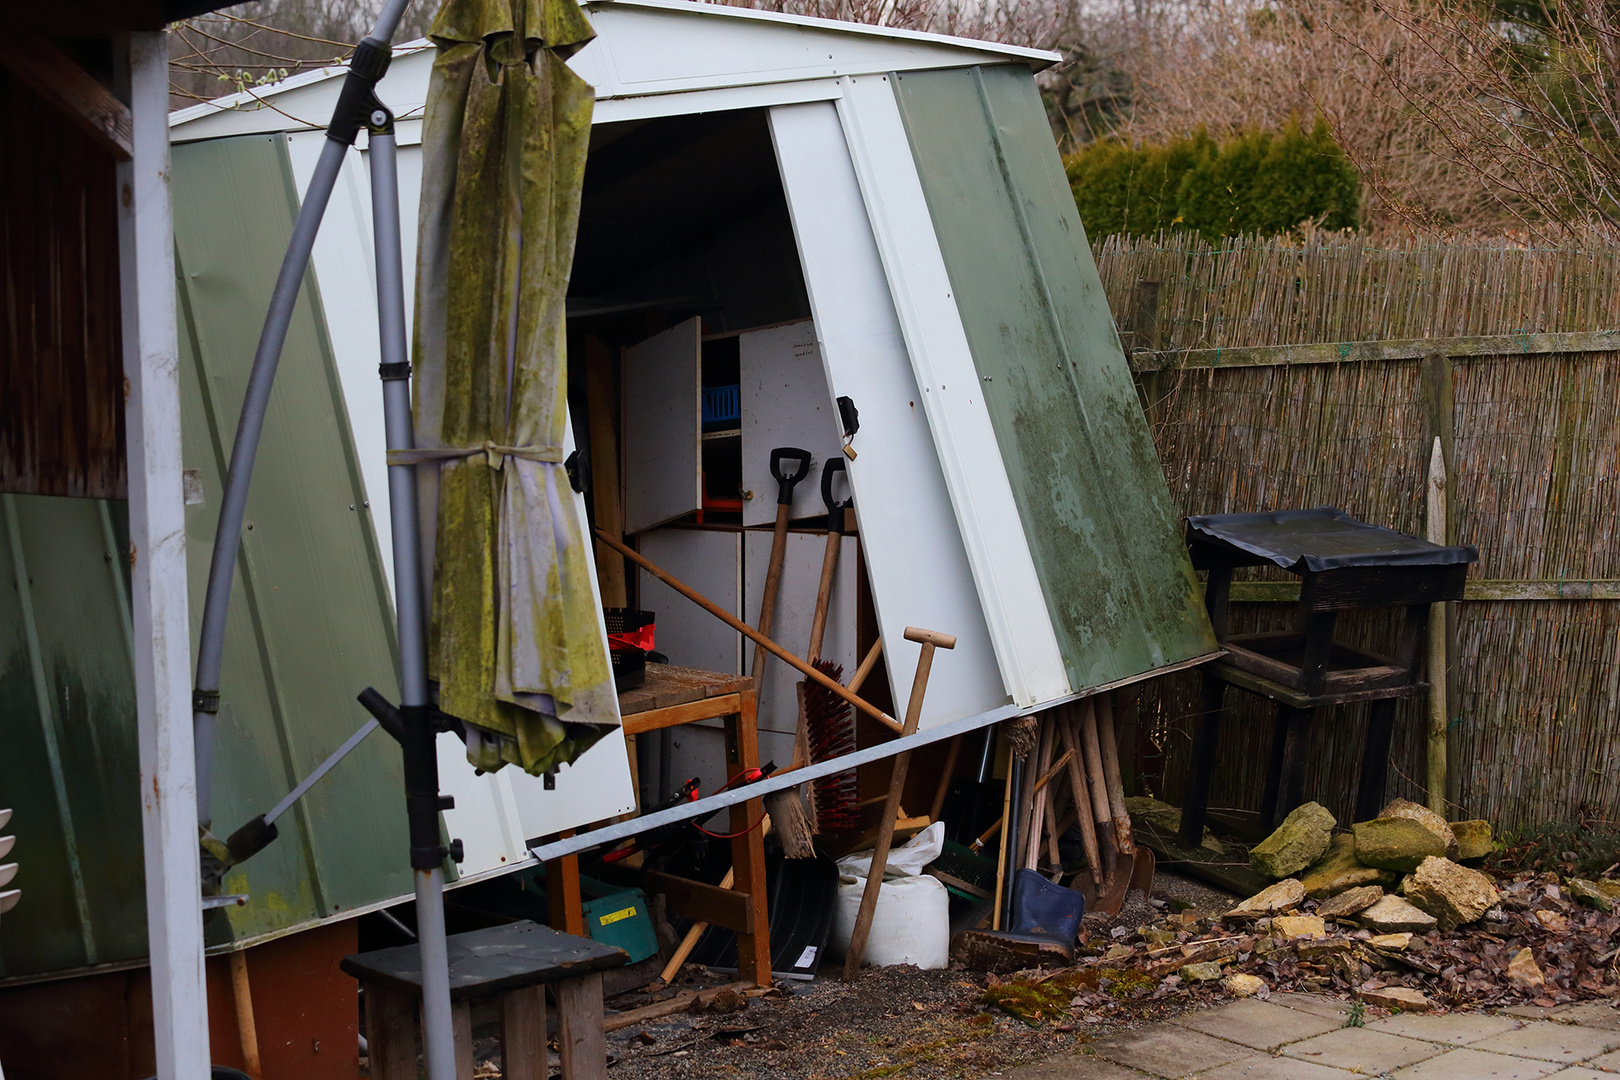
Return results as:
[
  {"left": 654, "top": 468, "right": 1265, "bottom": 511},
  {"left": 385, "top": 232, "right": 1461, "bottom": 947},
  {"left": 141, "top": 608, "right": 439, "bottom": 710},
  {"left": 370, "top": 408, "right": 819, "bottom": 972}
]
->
[{"left": 410, "top": 0, "right": 616, "bottom": 774}]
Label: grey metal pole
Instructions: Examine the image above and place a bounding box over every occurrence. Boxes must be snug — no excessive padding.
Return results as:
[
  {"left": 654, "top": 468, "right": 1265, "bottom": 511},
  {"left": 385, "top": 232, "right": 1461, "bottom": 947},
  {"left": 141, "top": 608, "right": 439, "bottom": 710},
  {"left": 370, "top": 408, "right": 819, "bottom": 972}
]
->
[
  {"left": 190, "top": 135, "right": 349, "bottom": 825},
  {"left": 369, "top": 129, "right": 456, "bottom": 1080}
]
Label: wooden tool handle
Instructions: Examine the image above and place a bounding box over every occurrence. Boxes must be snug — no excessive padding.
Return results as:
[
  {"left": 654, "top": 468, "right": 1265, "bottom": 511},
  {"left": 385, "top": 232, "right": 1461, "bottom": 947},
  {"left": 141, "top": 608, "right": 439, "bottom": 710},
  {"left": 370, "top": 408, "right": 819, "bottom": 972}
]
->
[
  {"left": 808, "top": 528, "right": 840, "bottom": 661},
  {"left": 750, "top": 503, "right": 792, "bottom": 689},
  {"left": 904, "top": 627, "right": 956, "bottom": 649},
  {"left": 596, "top": 529, "right": 903, "bottom": 735},
  {"left": 968, "top": 748, "right": 1074, "bottom": 852},
  {"left": 1096, "top": 693, "right": 1135, "bottom": 854},
  {"left": 849, "top": 638, "right": 882, "bottom": 694},
  {"left": 1057, "top": 707, "right": 1105, "bottom": 887},
  {"left": 843, "top": 621, "right": 947, "bottom": 978}
]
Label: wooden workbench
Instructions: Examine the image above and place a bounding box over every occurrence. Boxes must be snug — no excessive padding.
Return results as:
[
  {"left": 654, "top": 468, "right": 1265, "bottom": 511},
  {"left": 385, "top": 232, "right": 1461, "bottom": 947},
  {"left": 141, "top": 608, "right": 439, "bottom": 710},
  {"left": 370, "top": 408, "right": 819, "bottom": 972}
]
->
[{"left": 544, "top": 665, "right": 771, "bottom": 986}]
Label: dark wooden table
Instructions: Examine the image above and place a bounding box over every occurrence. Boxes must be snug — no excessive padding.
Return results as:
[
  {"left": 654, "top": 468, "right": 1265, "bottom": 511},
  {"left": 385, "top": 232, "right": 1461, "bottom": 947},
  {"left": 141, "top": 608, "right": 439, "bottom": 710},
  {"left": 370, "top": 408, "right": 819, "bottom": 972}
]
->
[
  {"left": 342, "top": 920, "right": 627, "bottom": 1080},
  {"left": 1179, "top": 509, "right": 1475, "bottom": 845}
]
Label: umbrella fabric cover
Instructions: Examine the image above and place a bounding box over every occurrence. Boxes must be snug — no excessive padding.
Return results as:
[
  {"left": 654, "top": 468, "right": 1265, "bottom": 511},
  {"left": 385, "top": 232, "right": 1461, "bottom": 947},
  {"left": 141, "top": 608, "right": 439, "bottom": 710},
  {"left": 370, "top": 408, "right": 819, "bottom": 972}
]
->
[{"left": 411, "top": 0, "right": 615, "bottom": 774}]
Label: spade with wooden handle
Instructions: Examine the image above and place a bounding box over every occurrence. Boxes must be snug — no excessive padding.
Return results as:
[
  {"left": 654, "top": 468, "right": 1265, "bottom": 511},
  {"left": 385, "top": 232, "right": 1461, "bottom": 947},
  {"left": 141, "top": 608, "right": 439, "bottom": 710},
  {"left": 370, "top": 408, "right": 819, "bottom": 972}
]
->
[{"left": 842, "top": 628, "right": 955, "bottom": 979}]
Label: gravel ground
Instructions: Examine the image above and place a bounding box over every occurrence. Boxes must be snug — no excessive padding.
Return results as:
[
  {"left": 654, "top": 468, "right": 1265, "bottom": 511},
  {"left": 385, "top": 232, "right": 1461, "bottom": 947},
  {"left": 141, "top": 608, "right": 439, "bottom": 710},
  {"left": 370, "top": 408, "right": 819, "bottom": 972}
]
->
[{"left": 595, "top": 869, "right": 1241, "bottom": 1080}]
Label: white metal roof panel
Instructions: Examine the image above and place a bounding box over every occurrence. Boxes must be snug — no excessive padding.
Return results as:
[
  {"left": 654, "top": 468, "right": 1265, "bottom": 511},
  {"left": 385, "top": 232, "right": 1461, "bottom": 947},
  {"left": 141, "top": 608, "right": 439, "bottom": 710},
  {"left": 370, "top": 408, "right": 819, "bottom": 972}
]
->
[{"left": 171, "top": 0, "right": 1056, "bottom": 141}]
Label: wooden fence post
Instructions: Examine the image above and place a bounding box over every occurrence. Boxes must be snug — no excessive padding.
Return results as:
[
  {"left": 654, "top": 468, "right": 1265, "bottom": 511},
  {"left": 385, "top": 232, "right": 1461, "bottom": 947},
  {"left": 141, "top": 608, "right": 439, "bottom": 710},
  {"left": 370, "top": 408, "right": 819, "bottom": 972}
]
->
[{"left": 1421, "top": 352, "right": 1457, "bottom": 815}]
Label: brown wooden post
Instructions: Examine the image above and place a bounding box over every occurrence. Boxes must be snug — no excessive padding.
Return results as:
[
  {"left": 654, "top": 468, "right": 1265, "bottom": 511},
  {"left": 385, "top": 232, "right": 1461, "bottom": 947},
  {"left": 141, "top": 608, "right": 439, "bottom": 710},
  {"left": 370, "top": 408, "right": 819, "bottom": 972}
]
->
[
  {"left": 362, "top": 982, "right": 418, "bottom": 1080},
  {"left": 545, "top": 830, "right": 585, "bottom": 937},
  {"left": 555, "top": 973, "right": 610, "bottom": 1080},
  {"left": 726, "top": 683, "right": 771, "bottom": 987},
  {"left": 501, "top": 985, "right": 548, "bottom": 1080}
]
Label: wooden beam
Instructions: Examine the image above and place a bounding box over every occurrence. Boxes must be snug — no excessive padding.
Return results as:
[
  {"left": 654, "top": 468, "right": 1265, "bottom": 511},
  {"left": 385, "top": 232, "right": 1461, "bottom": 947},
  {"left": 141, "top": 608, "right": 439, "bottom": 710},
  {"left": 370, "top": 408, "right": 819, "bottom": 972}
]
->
[
  {"left": 1228, "top": 579, "right": 1620, "bottom": 602},
  {"left": 1131, "top": 329, "right": 1620, "bottom": 373},
  {"left": 648, "top": 872, "right": 753, "bottom": 935},
  {"left": 121, "top": 30, "right": 209, "bottom": 1080},
  {"left": 0, "top": 35, "right": 132, "bottom": 160}
]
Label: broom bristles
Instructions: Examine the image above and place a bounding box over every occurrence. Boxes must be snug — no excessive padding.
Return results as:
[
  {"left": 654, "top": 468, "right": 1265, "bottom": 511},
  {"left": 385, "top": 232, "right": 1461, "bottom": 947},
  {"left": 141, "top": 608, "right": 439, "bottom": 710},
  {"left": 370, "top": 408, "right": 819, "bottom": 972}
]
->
[{"left": 805, "top": 659, "right": 860, "bottom": 835}]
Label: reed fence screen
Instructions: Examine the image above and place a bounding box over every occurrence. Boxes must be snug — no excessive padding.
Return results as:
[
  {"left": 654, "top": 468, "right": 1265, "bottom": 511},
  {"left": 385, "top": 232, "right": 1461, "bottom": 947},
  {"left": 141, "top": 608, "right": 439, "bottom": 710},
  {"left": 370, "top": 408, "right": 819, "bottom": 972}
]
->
[{"left": 1095, "top": 230, "right": 1620, "bottom": 835}]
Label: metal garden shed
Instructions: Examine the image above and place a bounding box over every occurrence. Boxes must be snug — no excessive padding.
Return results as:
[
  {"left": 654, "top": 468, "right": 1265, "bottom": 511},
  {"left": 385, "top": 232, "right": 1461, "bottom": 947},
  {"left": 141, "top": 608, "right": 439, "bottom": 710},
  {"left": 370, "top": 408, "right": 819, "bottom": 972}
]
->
[{"left": 1, "top": 5, "right": 1217, "bottom": 1072}]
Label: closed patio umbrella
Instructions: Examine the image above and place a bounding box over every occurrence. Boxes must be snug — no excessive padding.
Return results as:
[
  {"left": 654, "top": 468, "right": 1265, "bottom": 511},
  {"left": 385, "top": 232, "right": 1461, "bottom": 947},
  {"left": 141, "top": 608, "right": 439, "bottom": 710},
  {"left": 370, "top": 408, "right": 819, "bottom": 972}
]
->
[{"left": 410, "top": 0, "right": 617, "bottom": 775}]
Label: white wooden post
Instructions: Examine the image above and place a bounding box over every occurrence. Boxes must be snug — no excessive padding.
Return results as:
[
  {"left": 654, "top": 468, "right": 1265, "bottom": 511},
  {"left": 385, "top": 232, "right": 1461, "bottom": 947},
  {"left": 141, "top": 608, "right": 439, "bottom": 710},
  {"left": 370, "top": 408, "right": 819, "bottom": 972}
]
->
[{"left": 118, "top": 29, "right": 210, "bottom": 1080}]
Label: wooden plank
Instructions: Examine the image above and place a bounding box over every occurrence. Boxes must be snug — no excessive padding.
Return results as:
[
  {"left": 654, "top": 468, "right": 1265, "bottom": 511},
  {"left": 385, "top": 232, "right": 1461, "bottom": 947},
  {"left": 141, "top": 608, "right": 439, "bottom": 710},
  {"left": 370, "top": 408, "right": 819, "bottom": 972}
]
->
[
  {"left": 0, "top": 35, "right": 131, "bottom": 160},
  {"left": 621, "top": 693, "right": 741, "bottom": 736},
  {"left": 618, "top": 663, "right": 747, "bottom": 716},
  {"left": 604, "top": 990, "right": 698, "bottom": 1033},
  {"left": 451, "top": 1000, "right": 474, "bottom": 1080},
  {"left": 555, "top": 972, "right": 609, "bottom": 1080},
  {"left": 1212, "top": 662, "right": 1427, "bottom": 708},
  {"left": 586, "top": 335, "right": 627, "bottom": 607},
  {"left": 622, "top": 317, "right": 702, "bottom": 534},
  {"left": 122, "top": 31, "right": 209, "bottom": 1080},
  {"left": 726, "top": 684, "right": 771, "bottom": 986},
  {"left": 501, "top": 984, "right": 548, "bottom": 1080},
  {"left": 647, "top": 872, "right": 753, "bottom": 935},
  {"left": 362, "top": 982, "right": 418, "bottom": 1080},
  {"left": 1131, "top": 328, "right": 1620, "bottom": 373},
  {"left": 546, "top": 830, "right": 586, "bottom": 938},
  {"left": 1229, "top": 579, "right": 1620, "bottom": 602}
]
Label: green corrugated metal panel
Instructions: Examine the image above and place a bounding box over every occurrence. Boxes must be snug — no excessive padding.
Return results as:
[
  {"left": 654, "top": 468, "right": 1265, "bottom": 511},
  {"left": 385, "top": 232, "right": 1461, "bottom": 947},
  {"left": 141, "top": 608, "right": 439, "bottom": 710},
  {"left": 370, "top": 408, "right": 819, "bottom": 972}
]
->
[
  {"left": 171, "top": 133, "right": 412, "bottom": 939},
  {"left": 0, "top": 495, "right": 144, "bottom": 977},
  {"left": 0, "top": 132, "right": 416, "bottom": 979},
  {"left": 891, "top": 65, "right": 1216, "bottom": 689}
]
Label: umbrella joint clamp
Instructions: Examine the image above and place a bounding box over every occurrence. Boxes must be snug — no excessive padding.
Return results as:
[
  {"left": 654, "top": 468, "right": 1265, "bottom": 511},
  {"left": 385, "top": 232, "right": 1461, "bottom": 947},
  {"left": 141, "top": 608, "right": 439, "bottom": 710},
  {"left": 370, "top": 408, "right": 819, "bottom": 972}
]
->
[{"left": 330, "top": 35, "right": 395, "bottom": 146}]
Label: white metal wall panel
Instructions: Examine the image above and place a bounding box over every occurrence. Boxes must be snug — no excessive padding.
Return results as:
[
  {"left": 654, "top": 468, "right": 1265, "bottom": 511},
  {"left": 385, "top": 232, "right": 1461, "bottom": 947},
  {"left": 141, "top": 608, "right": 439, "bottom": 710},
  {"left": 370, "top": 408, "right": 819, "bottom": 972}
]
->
[
  {"left": 282, "top": 133, "right": 636, "bottom": 881},
  {"left": 828, "top": 77, "right": 1069, "bottom": 707},
  {"left": 767, "top": 100, "right": 1009, "bottom": 727},
  {"left": 742, "top": 530, "right": 860, "bottom": 735}
]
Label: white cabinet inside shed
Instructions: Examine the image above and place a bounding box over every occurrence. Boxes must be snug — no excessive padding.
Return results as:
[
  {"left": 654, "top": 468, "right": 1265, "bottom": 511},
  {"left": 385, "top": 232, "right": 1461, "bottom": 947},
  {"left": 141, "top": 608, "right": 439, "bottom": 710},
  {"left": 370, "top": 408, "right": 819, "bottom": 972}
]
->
[
  {"left": 744, "top": 530, "right": 859, "bottom": 735},
  {"left": 739, "top": 320, "right": 845, "bottom": 525},
  {"left": 637, "top": 527, "right": 743, "bottom": 675},
  {"left": 623, "top": 316, "right": 702, "bottom": 534}
]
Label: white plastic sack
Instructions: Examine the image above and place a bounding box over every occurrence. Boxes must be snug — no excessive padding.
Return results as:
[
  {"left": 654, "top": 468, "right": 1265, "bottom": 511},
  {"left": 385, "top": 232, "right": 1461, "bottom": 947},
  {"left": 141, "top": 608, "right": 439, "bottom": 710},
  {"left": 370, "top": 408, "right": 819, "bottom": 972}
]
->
[
  {"left": 836, "top": 821, "right": 945, "bottom": 880},
  {"left": 830, "top": 873, "right": 950, "bottom": 969}
]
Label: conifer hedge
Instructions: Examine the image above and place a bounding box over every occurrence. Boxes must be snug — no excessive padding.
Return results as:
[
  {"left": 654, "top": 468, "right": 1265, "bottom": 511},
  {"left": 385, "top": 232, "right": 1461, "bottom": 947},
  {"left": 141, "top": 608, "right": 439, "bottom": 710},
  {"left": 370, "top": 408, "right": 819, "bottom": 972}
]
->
[{"left": 1065, "top": 117, "right": 1360, "bottom": 239}]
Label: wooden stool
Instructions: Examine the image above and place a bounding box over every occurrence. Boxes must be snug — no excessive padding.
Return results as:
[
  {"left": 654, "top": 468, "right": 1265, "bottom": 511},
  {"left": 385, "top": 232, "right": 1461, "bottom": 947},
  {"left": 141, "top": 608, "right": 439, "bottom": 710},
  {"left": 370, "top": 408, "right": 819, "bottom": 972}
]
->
[
  {"left": 1179, "top": 509, "right": 1475, "bottom": 845},
  {"left": 342, "top": 920, "right": 628, "bottom": 1080}
]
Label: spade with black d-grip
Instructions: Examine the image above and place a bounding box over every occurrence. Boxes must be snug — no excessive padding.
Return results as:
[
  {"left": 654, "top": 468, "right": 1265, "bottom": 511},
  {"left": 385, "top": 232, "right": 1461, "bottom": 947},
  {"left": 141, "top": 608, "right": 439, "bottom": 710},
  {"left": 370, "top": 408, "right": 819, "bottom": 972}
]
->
[
  {"left": 749, "top": 448, "right": 813, "bottom": 692},
  {"left": 752, "top": 447, "right": 814, "bottom": 857}
]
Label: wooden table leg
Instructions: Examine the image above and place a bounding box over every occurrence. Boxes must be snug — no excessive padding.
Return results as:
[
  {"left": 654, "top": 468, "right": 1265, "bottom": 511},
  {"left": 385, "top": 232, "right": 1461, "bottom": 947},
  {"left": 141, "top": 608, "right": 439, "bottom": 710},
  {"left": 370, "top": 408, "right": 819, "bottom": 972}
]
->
[
  {"left": 362, "top": 981, "right": 418, "bottom": 1080},
  {"left": 556, "top": 972, "right": 610, "bottom": 1080},
  {"left": 1260, "top": 708, "right": 1289, "bottom": 827},
  {"left": 501, "top": 984, "right": 548, "bottom": 1080},
  {"left": 725, "top": 683, "right": 771, "bottom": 987},
  {"left": 1178, "top": 671, "right": 1225, "bottom": 848},
  {"left": 1275, "top": 705, "right": 1316, "bottom": 826},
  {"left": 546, "top": 829, "right": 586, "bottom": 937},
  {"left": 1356, "top": 697, "right": 1398, "bottom": 822},
  {"left": 452, "top": 999, "right": 475, "bottom": 1080}
]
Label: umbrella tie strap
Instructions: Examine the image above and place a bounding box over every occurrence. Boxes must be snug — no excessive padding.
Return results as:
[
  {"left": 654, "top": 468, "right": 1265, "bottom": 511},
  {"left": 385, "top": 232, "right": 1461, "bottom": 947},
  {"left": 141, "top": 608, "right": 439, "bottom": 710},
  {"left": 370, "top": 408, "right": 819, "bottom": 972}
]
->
[{"left": 386, "top": 441, "right": 564, "bottom": 470}]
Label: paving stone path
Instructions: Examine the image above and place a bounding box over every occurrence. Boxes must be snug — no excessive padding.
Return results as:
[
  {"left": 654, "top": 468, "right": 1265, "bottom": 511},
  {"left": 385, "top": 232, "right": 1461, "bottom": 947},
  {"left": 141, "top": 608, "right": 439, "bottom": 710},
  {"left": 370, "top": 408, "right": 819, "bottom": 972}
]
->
[{"left": 1006, "top": 995, "right": 1620, "bottom": 1079}]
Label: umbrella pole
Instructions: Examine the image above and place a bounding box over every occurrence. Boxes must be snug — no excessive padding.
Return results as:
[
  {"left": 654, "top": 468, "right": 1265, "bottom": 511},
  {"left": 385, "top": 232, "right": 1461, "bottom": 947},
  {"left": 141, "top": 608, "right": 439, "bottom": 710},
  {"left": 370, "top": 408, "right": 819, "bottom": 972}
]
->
[{"left": 369, "top": 126, "right": 458, "bottom": 1080}]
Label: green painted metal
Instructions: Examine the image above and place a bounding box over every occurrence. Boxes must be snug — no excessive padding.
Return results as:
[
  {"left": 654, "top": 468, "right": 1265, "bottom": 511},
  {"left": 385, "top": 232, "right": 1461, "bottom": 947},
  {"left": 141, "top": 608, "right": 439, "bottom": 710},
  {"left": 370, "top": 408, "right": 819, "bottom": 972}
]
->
[
  {"left": 0, "top": 132, "right": 416, "bottom": 980},
  {"left": 0, "top": 494, "right": 145, "bottom": 977},
  {"left": 891, "top": 65, "right": 1216, "bottom": 690},
  {"left": 171, "top": 133, "right": 411, "bottom": 939}
]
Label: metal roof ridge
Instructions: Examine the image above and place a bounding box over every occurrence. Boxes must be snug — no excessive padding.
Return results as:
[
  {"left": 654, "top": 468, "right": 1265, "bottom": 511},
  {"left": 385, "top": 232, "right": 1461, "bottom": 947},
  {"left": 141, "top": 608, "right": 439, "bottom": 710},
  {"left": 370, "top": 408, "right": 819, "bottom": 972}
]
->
[{"left": 583, "top": 0, "right": 1061, "bottom": 65}]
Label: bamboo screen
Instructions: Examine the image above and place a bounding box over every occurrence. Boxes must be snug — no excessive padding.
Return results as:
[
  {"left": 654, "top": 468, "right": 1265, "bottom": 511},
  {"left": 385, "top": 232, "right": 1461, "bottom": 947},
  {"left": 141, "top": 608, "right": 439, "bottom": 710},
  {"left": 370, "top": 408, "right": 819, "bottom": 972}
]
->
[{"left": 1094, "top": 231, "right": 1620, "bottom": 833}]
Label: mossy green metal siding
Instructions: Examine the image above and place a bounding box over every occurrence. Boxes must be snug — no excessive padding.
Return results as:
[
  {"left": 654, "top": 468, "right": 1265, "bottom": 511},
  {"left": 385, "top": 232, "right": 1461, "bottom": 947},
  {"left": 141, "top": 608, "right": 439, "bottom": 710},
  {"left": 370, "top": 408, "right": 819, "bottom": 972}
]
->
[
  {"left": 0, "top": 132, "right": 413, "bottom": 980},
  {"left": 891, "top": 64, "right": 1215, "bottom": 689},
  {"left": 172, "top": 133, "right": 411, "bottom": 939}
]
